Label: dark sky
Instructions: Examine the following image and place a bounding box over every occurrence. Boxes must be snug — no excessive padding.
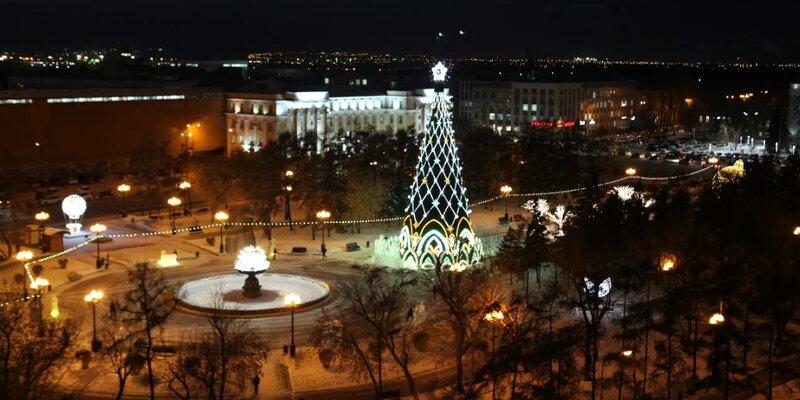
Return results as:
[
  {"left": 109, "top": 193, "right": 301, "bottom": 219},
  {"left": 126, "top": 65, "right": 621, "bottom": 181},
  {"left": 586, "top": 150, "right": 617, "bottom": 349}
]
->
[{"left": 1, "top": 0, "right": 797, "bottom": 61}]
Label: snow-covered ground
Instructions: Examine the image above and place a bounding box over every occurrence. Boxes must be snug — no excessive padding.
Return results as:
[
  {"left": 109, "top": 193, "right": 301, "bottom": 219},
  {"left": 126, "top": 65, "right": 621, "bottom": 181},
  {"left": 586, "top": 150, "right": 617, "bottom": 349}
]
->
[{"left": 176, "top": 273, "right": 330, "bottom": 312}]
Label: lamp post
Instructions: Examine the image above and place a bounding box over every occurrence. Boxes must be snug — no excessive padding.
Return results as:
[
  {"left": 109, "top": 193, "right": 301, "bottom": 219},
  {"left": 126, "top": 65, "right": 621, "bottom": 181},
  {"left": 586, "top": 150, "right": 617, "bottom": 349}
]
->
[
  {"left": 84, "top": 289, "right": 104, "bottom": 351},
  {"left": 16, "top": 250, "right": 33, "bottom": 298},
  {"left": 30, "top": 277, "right": 49, "bottom": 323},
  {"left": 484, "top": 307, "right": 505, "bottom": 400},
  {"left": 181, "top": 123, "right": 200, "bottom": 154},
  {"left": 34, "top": 211, "right": 49, "bottom": 245},
  {"left": 285, "top": 293, "right": 301, "bottom": 357},
  {"left": 214, "top": 211, "right": 229, "bottom": 253},
  {"left": 708, "top": 304, "right": 729, "bottom": 400},
  {"left": 284, "top": 170, "right": 294, "bottom": 230},
  {"left": 167, "top": 196, "right": 182, "bottom": 234},
  {"left": 89, "top": 223, "right": 107, "bottom": 268},
  {"left": 500, "top": 185, "right": 512, "bottom": 221},
  {"left": 625, "top": 167, "right": 637, "bottom": 177},
  {"left": 179, "top": 181, "right": 192, "bottom": 215},
  {"left": 793, "top": 226, "right": 800, "bottom": 236},
  {"left": 117, "top": 183, "right": 130, "bottom": 215},
  {"left": 316, "top": 209, "right": 331, "bottom": 245}
]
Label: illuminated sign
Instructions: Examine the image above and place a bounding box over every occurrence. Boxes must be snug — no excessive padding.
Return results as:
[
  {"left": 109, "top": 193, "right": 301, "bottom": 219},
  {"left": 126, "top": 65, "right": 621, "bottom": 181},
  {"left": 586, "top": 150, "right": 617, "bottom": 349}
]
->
[{"left": 530, "top": 120, "right": 577, "bottom": 128}]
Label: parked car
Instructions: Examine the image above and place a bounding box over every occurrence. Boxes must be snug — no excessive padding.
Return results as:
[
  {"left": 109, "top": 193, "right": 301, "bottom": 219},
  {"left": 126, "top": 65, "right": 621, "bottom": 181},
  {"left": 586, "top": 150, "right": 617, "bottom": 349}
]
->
[{"left": 39, "top": 195, "right": 61, "bottom": 206}]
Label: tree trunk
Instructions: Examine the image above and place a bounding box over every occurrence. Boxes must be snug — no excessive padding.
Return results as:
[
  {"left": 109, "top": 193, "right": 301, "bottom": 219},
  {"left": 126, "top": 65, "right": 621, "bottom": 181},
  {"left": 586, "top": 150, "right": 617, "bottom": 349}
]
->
[{"left": 767, "top": 323, "right": 775, "bottom": 400}]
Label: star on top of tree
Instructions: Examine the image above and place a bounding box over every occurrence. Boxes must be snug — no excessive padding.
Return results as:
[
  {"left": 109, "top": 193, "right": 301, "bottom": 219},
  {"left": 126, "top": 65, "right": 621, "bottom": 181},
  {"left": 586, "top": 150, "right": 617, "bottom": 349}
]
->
[{"left": 432, "top": 62, "right": 448, "bottom": 82}]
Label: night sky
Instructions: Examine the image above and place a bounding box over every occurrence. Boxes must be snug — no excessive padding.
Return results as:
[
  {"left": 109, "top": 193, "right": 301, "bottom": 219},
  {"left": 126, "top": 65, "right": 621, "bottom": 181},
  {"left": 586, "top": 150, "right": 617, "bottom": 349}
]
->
[{"left": 1, "top": 0, "right": 798, "bottom": 61}]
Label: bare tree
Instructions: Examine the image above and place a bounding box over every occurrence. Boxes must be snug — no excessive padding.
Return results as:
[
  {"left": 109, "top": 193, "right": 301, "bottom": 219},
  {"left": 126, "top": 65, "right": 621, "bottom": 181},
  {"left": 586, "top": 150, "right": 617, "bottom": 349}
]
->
[
  {"left": 311, "top": 310, "right": 381, "bottom": 396},
  {"left": 102, "top": 300, "right": 146, "bottom": 400},
  {"left": 338, "top": 264, "right": 423, "bottom": 399},
  {"left": 164, "top": 297, "right": 271, "bottom": 400},
  {"left": 114, "top": 262, "right": 174, "bottom": 400},
  {"left": 0, "top": 301, "right": 77, "bottom": 400},
  {"left": 423, "top": 260, "right": 503, "bottom": 395}
]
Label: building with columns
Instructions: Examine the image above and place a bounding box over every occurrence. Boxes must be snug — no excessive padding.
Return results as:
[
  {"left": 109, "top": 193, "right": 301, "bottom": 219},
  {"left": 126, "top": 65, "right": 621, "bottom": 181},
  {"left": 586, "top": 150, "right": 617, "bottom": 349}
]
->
[{"left": 225, "top": 89, "right": 437, "bottom": 154}]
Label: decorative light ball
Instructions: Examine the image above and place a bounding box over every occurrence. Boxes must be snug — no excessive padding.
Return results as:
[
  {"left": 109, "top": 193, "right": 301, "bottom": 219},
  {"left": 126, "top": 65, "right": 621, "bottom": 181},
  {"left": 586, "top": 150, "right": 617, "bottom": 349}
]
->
[
  {"left": 709, "top": 312, "right": 725, "bottom": 325},
  {"left": 500, "top": 185, "right": 512, "bottom": 195},
  {"left": 234, "top": 245, "right": 270, "bottom": 273},
  {"left": 316, "top": 210, "right": 331, "bottom": 220},
  {"left": 284, "top": 293, "right": 302, "bottom": 307},
  {"left": 35, "top": 211, "right": 50, "bottom": 222},
  {"left": 61, "top": 194, "right": 87, "bottom": 220},
  {"left": 625, "top": 167, "right": 637, "bottom": 176},
  {"left": 214, "top": 211, "right": 229, "bottom": 222}
]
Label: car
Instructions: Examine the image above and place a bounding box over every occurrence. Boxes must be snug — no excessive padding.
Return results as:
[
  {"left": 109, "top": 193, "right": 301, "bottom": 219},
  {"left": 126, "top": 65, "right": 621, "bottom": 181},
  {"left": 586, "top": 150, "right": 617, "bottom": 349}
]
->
[
  {"left": 39, "top": 195, "right": 61, "bottom": 206},
  {"left": 95, "top": 190, "right": 114, "bottom": 200}
]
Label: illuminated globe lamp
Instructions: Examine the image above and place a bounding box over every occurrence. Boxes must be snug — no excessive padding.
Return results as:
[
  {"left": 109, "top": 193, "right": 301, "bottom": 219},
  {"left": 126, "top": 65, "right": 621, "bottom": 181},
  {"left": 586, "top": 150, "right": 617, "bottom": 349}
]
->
[
  {"left": 234, "top": 245, "right": 270, "bottom": 298},
  {"left": 625, "top": 167, "right": 637, "bottom": 177},
  {"left": 61, "top": 194, "right": 87, "bottom": 234}
]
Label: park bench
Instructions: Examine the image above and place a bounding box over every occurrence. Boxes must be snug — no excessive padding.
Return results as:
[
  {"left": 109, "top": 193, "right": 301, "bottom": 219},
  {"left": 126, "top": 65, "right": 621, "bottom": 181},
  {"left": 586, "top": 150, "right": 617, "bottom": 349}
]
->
[
  {"left": 291, "top": 246, "right": 307, "bottom": 254},
  {"left": 346, "top": 242, "right": 361, "bottom": 252}
]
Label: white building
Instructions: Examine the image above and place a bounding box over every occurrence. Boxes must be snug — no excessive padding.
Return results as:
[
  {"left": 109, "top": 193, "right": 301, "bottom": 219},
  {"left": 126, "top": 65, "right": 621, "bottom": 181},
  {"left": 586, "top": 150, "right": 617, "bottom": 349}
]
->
[{"left": 226, "top": 89, "right": 437, "bottom": 153}]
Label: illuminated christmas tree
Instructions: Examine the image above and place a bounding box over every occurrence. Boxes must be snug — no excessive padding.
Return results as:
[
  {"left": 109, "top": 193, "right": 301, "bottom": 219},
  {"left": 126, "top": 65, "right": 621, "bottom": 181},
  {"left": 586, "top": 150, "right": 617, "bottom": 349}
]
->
[{"left": 398, "top": 61, "right": 482, "bottom": 269}]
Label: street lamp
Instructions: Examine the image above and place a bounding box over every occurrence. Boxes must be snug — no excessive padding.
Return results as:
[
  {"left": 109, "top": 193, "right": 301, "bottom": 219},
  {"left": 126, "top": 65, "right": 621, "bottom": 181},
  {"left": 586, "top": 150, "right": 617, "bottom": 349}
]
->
[
  {"left": 30, "top": 277, "right": 49, "bottom": 323},
  {"left": 16, "top": 250, "right": 33, "bottom": 298},
  {"left": 284, "top": 170, "right": 294, "bottom": 230},
  {"left": 116, "top": 183, "right": 131, "bottom": 215},
  {"left": 35, "top": 211, "right": 50, "bottom": 223},
  {"left": 660, "top": 253, "right": 677, "bottom": 272},
  {"left": 89, "top": 223, "right": 107, "bottom": 269},
  {"left": 625, "top": 167, "right": 637, "bottom": 176},
  {"left": 500, "top": 185, "right": 512, "bottom": 221},
  {"left": 178, "top": 181, "right": 192, "bottom": 215},
  {"left": 316, "top": 209, "right": 331, "bottom": 248},
  {"left": 214, "top": 211, "right": 229, "bottom": 253},
  {"left": 34, "top": 211, "right": 49, "bottom": 245},
  {"left": 167, "top": 196, "right": 182, "bottom": 234},
  {"left": 285, "top": 293, "right": 302, "bottom": 357},
  {"left": 84, "top": 289, "right": 104, "bottom": 351},
  {"left": 793, "top": 226, "right": 800, "bottom": 236},
  {"left": 484, "top": 307, "right": 505, "bottom": 400},
  {"left": 708, "top": 156, "right": 719, "bottom": 166}
]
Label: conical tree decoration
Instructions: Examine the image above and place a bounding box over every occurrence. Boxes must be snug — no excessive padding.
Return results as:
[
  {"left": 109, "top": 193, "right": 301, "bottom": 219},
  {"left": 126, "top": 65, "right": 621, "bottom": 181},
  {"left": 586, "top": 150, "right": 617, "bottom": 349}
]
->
[{"left": 398, "top": 62, "right": 482, "bottom": 269}]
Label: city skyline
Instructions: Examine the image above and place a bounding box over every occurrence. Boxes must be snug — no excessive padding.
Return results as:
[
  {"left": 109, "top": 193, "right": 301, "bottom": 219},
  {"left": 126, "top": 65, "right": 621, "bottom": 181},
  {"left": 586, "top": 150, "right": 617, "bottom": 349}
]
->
[{"left": 1, "top": 0, "right": 798, "bottom": 62}]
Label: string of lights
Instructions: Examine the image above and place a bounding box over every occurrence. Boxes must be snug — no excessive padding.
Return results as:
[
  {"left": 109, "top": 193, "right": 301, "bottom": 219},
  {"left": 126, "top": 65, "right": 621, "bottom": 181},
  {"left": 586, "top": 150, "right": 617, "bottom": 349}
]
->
[
  {"left": 14, "top": 166, "right": 714, "bottom": 292},
  {"left": 472, "top": 166, "right": 714, "bottom": 206}
]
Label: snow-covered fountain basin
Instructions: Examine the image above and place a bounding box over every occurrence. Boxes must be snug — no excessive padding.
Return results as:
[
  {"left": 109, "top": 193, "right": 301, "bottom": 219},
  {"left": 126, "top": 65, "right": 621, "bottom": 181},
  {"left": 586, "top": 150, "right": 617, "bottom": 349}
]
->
[{"left": 176, "top": 273, "right": 331, "bottom": 317}]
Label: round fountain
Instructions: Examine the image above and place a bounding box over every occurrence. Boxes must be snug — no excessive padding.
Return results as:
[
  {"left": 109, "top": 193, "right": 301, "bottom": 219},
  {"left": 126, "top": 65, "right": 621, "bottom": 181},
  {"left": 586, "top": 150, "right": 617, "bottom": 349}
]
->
[{"left": 175, "top": 245, "right": 331, "bottom": 317}]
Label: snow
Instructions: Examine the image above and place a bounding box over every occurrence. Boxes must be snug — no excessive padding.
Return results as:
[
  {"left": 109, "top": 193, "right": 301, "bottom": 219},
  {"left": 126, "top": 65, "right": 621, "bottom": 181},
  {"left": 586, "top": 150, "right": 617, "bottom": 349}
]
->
[{"left": 176, "top": 273, "right": 330, "bottom": 312}]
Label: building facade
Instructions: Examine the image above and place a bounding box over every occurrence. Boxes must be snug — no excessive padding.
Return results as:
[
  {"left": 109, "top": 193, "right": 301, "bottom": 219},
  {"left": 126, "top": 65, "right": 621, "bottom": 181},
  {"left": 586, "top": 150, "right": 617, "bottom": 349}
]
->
[
  {"left": 226, "top": 89, "right": 436, "bottom": 153},
  {"left": 458, "top": 80, "right": 637, "bottom": 132},
  {"left": 0, "top": 88, "right": 225, "bottom": 166},
  {"left": 788, "top": 83, "right": 800, "bottom": 138}
]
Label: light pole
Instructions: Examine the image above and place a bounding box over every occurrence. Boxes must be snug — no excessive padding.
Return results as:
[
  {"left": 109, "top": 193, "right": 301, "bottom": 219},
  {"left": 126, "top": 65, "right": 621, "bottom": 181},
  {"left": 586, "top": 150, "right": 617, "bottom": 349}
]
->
[
  {"left": 84, "top": 289, "right": 104, "bottom": 352},
  {"left": 30, "top": 277, "right": 49, "bottom": 323},
  {"left": 34, "top": 211, "right": 49, "bottom": 246},
  {"left": 708, "top": 304, "right": 728, "bottom": 399},
  {"left": 179, "top": 181, "right": 192, "bottom": 215},
  {"left": 214, "top": 211, "right": 229, "bottom": 253},
  {"left": 16, "top": 250, "right": 33, "bottom": 298},
  {"left": 117, "top": 183, "right": 131, "bottom": 216},
  {"left": 484, "top": 307, "right": 505, "bottom": 400},
  {"left": 167, "top": 196, "right": 182, "bottom": 234},
  {"left": 89, "top": 223, "right": 107, "bottom": 269},
  {"left": 625, "top": 167, "right": 637, "bottom": 177},
  {"left": 181, "top": 123, "right": 199, "bottom": 155},
  {"left": 500, "top": 185, "right": 512, "bottom": 221},
  {"left": 285, "top": 293, "right": 301, "bottom": 357},
  {"left": 316, "top": 210, "right": 331, "bottom": 258},
  {"left": 284, "top": 170, "right": 294, "bottom": 230}
]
